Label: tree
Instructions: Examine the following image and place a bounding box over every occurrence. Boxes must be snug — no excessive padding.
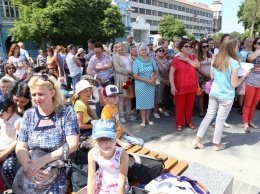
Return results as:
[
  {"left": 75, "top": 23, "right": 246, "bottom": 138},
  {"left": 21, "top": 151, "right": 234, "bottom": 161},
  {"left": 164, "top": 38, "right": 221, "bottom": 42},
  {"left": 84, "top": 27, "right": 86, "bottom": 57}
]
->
[
  {"left": 230, "top": 31, "right": 243, "bottom": 40},
  {"left": 9, "top": 0, "right": 125, "bottom": 45},
  {"left": 237, "top": 0, "right": 260, "bottom": 37},
  {"left": 158, "top": 15, "right": 187, "bottom": 41}
]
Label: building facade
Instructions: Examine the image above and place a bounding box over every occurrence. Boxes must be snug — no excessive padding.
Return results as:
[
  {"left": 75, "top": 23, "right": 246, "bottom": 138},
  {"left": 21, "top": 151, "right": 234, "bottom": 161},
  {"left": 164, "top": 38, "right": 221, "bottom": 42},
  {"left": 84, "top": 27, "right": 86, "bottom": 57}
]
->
[
  {"left": 0, "top": 0, "right": 38, "bottom": 59},
  {"left": 129, "top": 0, "right": 219, "bottom": 38}
]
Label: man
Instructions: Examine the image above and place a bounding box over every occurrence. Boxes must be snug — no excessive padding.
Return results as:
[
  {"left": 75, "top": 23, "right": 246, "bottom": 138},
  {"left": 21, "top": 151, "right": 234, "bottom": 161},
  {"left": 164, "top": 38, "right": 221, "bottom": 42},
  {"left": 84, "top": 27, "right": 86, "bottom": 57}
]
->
[
  {"left": 148, "top": 43, "right": 154, "bottom": 59},
  {"left": 124, "top": 35, "right": 134, "bottom": 54},
  {"left": 213, "top": 40, "right": 220, "bottom": 55},
  {"left": 85, "top": 38, "right": 96, "bottom": 62},
  {"left": 18, "top": 42, "right": 29, "bottom": 64},
  {"left": 207, "top": 38, "right": 214, "bottom": 54}
]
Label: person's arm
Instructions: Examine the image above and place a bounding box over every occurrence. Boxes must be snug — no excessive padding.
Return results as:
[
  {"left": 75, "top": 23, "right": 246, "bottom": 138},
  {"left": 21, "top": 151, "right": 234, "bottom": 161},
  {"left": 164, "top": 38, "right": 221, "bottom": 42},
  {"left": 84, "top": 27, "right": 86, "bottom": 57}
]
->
[
  {"left": 87, "top": 104, "right": 98, "bottom": 120},
  {"left": 95, "top": 60, "right": 112, "bottom": 71},
  {"left": 87, "top": 148, "right": 96, "bottom": 194},
  {"left": 169, "top": 66, "right": 177, "bottom": 95},
  {"left": 15, "top": 141, "right": 31, "bottom": 171},
  {"left": 247, "top": 49, "right": 260, "bottom": 62},
  {"left": 178, "top": 55, "right": 200, "bottom": 68},
  {"left": 231, "top": 68, "right": 250, "bottom": 88},
  {"left": 73, "top": 56, "right": 82, "bottom": 67},
  {"left": 87, "top": 63, "right": 105, "bottom": 84},
  {"left": 76, "top": 111, "right": 92, "bottom": 129},
  {"left": 210, "top": 65, "right": 214, "bottom": 80},
  {"left": 112, "top": 56, "right": 130, "bottom": 75},
  {"left": 54, "top": 56, "right": 61, "bottom": 76},
  {"left": 0, "top": 141, "right": 16, "bottom": 161},
  {"left": 118, "top": 150, "right": 129, "bottom": 194},
  {"left": 116, "top": 138, "right": 132, "bottom": 150}
]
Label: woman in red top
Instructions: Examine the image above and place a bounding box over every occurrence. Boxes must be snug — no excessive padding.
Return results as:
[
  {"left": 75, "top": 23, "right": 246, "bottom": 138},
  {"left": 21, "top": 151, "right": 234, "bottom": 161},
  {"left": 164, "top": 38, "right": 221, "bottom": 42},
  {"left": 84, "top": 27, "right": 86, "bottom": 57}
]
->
[{"left": 169, "top": 40, "right": 200, "bottom": 131}]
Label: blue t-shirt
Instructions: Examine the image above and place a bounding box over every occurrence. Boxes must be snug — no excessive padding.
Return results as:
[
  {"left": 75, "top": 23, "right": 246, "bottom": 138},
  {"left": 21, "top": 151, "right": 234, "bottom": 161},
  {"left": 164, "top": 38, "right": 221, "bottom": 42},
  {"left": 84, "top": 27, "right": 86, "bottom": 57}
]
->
[{"left": 210, "top": 58, "right": 240, "bottom": 100}]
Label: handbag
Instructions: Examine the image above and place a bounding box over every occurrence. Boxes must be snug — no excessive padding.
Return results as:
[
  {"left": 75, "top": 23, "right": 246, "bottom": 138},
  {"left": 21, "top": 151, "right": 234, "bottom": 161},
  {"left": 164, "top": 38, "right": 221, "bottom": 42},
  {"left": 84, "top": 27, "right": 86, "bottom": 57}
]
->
[
  {"left": 205, "top": 80, "right": 213, "bottom": 94},
  {"left": 126, "top": 85, "right": 135, "bottom": 98},
  {"left": 62, "top": 143, "right": 88, "bottom": 192}
]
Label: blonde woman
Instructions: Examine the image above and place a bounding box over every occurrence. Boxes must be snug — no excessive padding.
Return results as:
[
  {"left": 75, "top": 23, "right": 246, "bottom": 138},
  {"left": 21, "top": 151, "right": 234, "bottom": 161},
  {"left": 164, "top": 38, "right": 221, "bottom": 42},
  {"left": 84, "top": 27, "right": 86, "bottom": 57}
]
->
[
  {"left": 194, "top": 37, "right": 250, "bottom": 151},
  {"left": 15, "top": 75, "right": 79, "bottom": 193}
]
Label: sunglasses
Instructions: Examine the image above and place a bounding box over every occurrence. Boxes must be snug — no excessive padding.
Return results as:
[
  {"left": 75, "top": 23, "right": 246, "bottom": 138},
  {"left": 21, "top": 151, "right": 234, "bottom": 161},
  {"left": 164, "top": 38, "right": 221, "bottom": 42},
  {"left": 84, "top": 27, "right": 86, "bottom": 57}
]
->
[
  {"left": 95, "top": 52, "right": 102, "bottom": 54},
  {"left": 202, "top": 45, "right": 209, "bottom": 48},
  {"left": 130, "top": 37, "right": 133, "bottom": 39},
  {"left": 256, "top": 42, "right": 260, "bottom": 45},
  {"left": 38, "top": 74, "right": 54, "bottom": 86},
  {"left": 183, "top": 46, "right": 192, "bottom": 48},
  {"left": 7, "top": 67, "right": 16, "bottom": 70},
  {"left": 157, "top": 50, "right": 165, "bottom": 53}
]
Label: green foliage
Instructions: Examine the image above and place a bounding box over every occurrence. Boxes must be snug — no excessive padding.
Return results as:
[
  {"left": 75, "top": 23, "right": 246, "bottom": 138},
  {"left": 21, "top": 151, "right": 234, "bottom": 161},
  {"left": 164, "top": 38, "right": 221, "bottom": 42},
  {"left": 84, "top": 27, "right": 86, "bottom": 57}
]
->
[
  {"left": 186, "top": 32, "right": 195, "bottom": 41},
  {"left": 158, "top": 16, "right": 187, "bottom": 41},
  {"left": 9, "top": 0, "right": 125, "bottom": 45},
  {"left": 230, "top": 31, "right": 244, "bottom": 40}
]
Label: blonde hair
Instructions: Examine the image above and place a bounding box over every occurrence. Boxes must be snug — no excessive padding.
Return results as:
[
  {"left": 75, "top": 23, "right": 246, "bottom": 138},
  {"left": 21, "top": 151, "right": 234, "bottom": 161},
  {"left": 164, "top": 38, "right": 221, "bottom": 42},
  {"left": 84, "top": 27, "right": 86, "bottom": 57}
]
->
[
  {"left": 213, "top": 37, "right": 240, "bottom": 71},
  {"left": 28, "top": 75, "right": 66, "bottom": 114}
]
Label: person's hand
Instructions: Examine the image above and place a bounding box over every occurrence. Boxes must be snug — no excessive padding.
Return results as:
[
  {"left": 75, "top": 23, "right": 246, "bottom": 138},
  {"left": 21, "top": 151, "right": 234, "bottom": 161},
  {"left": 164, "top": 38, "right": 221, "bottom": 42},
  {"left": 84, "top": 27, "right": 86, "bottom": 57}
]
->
[
  {"left": 121, "top": 142, "right": 132, "bottom": 150},
  {"left": 147, "top": 79, "right": 155, "bottom": 84},
  {"left": 31, "top": 169, "right": 51, "bottom": 183},
  {"left": 94, "top": 66, "right": 101, "bottom": 71},
  {"left": 100, "top": 78, "right": 106, "bottom": 85},
  {"left": 0, "top": 151, "right": 7, "bottom": 162},
  {"left": 171, "top": 85, "right": 177, "bottom": 96},
  {"left": 178, "top": 55, "right": 188, "bottom": 62},
  {"left": 243, "top": 70, "right": 250, "bottom": 78},
  {"left": 27, "top": 157, "right": 48, "bottom": 177}
]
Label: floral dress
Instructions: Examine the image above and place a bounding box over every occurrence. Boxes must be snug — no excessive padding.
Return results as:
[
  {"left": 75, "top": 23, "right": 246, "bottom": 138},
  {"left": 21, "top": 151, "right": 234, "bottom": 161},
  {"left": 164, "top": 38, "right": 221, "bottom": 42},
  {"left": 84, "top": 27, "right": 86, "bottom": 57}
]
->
[{"left": 94, "top": 146, "right": 129, "bottom": 193}]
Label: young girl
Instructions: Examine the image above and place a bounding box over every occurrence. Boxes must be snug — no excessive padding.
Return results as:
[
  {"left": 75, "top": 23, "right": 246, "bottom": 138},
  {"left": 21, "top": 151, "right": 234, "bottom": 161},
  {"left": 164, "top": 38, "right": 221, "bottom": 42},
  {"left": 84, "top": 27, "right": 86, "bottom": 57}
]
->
[
  {"left": 77, "top": 119, "right": 129, "bottom": 194},
  {"left": 0, "top": 95, "right": 21, "bottom": 188},
  {"left": 71, "top": 80, "right": 97, "bottom": 137}
]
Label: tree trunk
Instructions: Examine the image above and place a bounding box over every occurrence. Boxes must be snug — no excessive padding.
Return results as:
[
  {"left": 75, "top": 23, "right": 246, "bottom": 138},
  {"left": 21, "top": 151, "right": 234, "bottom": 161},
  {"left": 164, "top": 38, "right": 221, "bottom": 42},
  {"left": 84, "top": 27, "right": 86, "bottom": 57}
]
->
[{"left": 250, "top": 19, "right": 255, "bottom": 37}]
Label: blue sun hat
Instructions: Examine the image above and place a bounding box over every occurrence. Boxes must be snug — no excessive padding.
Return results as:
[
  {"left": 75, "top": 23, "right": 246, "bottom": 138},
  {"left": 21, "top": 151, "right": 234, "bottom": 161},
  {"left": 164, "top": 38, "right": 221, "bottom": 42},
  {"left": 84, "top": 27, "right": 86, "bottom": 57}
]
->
[{"left": 92, "top": 119, "right": 117, "bottom": 140}]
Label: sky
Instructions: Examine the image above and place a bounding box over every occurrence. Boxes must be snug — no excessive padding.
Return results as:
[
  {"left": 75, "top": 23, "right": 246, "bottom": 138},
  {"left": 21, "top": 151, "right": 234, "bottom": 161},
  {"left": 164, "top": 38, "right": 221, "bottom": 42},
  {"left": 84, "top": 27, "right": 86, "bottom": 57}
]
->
[{"left": 189, "top": 0, "right": 245, "bottom": 33}]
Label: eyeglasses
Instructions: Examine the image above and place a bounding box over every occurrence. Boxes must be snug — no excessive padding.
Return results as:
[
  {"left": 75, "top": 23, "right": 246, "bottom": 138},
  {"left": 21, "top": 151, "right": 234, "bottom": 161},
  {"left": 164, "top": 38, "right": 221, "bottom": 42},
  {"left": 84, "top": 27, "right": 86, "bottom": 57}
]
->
[
  {"left": 7, "top": 67, "right": 16, "bottom": 70},
  {"left": 183, "top": 46, "right": 192, "bottom": 48},
  {"left": 38, "top": 74, "right": 54, "bottom": 86},
  {"left": 95, "top": 52, "right": 102, "bottom": 54},
  {"left": 130, "top": 37, "right": 133, "bottom": 39},
  {"left": 202, "top": 45, "right": 209, "bottom": 49},
  {"left": 157, "top": 50, "right": 165, "bottom": 52},
  {"left": 256, "top": 42, "right": 260, "bottom": 45},
  {"left": 41, "top": 71, "right": 47, "bottom": 74}
]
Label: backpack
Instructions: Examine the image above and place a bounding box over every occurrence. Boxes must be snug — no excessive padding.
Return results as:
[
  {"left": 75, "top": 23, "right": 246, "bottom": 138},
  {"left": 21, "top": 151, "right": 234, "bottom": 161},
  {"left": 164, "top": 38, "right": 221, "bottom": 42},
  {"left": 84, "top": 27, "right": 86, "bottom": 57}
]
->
[{"left": 128, "top": 153, "right": 165, "bottom": 185}]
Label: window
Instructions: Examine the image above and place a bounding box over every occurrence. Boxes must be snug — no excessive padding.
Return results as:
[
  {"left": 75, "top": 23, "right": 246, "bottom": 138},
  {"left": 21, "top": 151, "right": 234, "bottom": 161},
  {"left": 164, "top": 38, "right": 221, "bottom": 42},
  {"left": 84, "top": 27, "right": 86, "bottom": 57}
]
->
[
  {"left": 131, "top": 18, "right": 136, "bottom": 23},
  {"left": 174, "top": 5, "right": 177, "bottom": 10},
  {"left": 146, "top": 9, "right": 151, "bottom": 15},
  {"left": 185, "top": 8, "right": 189, "bottom": 13},
  {"left": 0, "top": 3, "right": 4, "bottom": 17},
  {"left": 158, "top": 11, "right": 163, "bottom": 16},
  {"left": 146, "top": 0, "right": 151, "bottom": 4},
  {"left": 164, "top": 3, "right": 168, "bottom": 8},
  {"left": 132, "top": 7, "right": 138, "bottom": 13},
  {"left": 152, "top": 10, "right": 158, "bottom": 16},
  {"left": 178, "top": 15, "right": 181, "bottom": 19},
  {"left": 182, "top": 7, "right": 185, "bottom": 11},
  {"left": 153, "top": 0, "right": 157, "bottom": 6},
  {"left": 158, "top": 1, "right": 163, "bottom": 7},
  {"left": 169, "top": 4, "right": 173, "bottom": 9},
  {"left": 185, "top": 16, "right": 189, "bottom": 20},
  {"left": 3, "top": 1, "right": 18, "bottom": 17},
  {"left": 139, "top": 0, "right": 144, "bottom": 3},
  {"left": 205, "top": 13, "right": 208, "bottom": 17},
  {"left": 153, "top": 20, "right": 159, "bottom": 26},
  {"left": 174, "top": 14, "right": 177, "bottom": 18},
  {"left": 147, "top": 20, "right": 152, "bottom": 25},
  {"left": 190, "top": 9, "right": 193, "bottom": 14},
  {"left": 139, "top": 8, "right": 145, "bottom": 14},
  {"left": 178, "top": 6, "right": 181, "bottom": 11},
  {"left": 202, "top": 12, "right": 205, "bottom": 16},
  {"left": 182, "top": 15, "right": 185, "bottom": 20},
  {"left": 190, "top": 17, "right": 193, "bottom": 21},
  {"left": 132, "top": 0, "right": 138, "bottom": 2},
  {"left": 194, "top": 10, "right": 197, "bottom": 14}
]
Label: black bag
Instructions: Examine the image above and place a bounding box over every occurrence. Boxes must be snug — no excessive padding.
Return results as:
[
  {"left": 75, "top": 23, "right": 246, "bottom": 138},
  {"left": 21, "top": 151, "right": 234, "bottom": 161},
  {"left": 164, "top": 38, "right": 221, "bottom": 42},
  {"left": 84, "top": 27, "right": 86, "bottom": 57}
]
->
[
  {"left": 128, "top": 153, "right": 165, "bottom": 185},
  {"left": 62, "top": 143, "right": 88, "bottom": 192},
  {"left": 161, "top": 86, "right": 174, "bottom": 110}
]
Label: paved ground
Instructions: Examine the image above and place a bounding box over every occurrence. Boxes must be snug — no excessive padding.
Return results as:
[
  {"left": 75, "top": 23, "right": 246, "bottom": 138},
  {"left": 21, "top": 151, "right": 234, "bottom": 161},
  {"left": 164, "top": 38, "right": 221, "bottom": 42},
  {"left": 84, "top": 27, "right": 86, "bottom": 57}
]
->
[{"left": 123, "top": 107, "right": 260, "bottom": 194}]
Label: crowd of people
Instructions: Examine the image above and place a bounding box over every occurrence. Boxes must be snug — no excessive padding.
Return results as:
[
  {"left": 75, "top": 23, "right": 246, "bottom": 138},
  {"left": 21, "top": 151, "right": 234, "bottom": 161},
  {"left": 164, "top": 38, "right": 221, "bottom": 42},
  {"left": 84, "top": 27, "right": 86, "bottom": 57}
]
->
[{"left": 0, "top": 33, "right": 259, "bottom": 193}]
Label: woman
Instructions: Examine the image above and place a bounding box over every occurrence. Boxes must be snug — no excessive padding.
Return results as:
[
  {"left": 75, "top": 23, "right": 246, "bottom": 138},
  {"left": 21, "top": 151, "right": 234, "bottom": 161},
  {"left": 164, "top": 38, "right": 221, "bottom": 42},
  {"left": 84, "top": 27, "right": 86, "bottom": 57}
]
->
[
  {"left": 197, "top": 40, "right": 212, "bottom": 117},
  {"left": 130, "top": 46, "right": 138, "bottom": 115},
  {"left": 46, "top": 47, "right": 60, "bottom": 78},
  {"left": 66, "top": 45, "right": 82, "bottom": 93},
  {"left": 133, "top": 44, "right": 158, "bottom": 128},
  {"left": 22, "top": 68, "right": 34, "bottom": 82},
  {"left": 112, "top": 42, "right": 136, "bottom": 123},
  {"left": 173, "top": 37, "right": 181, "bottom": 55},
  {"left": 158, "top": 37, "right": 173, "bottom": 63},
  {"left": 243, "top": 37, "right": 260, "bottom": 132},
  {"left": 15, "top": 75, "right": 79, "bottom": 193},
  {"left": 11, "top": 81, "right": 32, "bottom": 116},
  {"left": 36, "top": 49, "right": 46, "bottom": 67},
  {"left": 77, "top": 48, "right": 87, "bottom": 75},
  {"left": 3, "top": 63, "right": 19, "bottom": 82},
  {"left": 194, "top": 37, "right": 250, "bottom": 150},
  {"left": 87, "top": 42, "right": 113, "bottom": 118},
  {"left": 153, "top": 46, "right": 170, "bottom": 119},
  {"left": 8, "top": 43, "right": 26, "bottom": 79},
  {"left": 191, "top": 40, "right": 199, "bottom": 58},
  {"left": 169, "top": 40, "right": 200, "bottom": 131}
]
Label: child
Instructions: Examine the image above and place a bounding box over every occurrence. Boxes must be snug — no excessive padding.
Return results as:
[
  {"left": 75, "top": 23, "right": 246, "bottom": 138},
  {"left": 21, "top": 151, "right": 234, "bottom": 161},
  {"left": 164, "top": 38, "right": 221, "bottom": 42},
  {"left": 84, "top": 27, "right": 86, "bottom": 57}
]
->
[
  {"left": 0, "top": 96, "right": 21, "bottom": 187},
  {"left": 0, "top": 77, "right": 15, "bottom": 96},
  {"left": 101, "top": 85, "right": 144, "bottom": 149},
  {"left": 77, "top": 119, "right": 129, "bottom": 194},
  {"left": 71, "top": 80, "right": 97, "bottom": 137},
  {"left": 80, "top": 75, "right": 99, "bottom": 103}
]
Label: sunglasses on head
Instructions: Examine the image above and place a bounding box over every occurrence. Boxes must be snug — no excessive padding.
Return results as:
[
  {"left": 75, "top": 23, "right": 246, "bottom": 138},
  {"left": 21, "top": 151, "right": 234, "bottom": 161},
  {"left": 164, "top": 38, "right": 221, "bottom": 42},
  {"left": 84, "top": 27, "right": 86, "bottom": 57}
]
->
[
  {"left": 202, "top": 45, "right": 209, "bottom": 48},
  {"left": 183, "top": 45, "right": 192, "bottom": 48},
  {"left": 38, "top": 74, "right": 54, "bottom": 86}
]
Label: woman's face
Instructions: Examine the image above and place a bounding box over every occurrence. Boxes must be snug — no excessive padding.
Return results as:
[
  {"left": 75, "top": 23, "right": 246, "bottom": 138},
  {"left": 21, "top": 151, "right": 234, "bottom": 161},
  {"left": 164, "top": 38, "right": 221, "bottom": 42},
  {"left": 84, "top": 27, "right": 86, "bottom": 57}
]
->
[
  {"left": 94, "top": 48, "right": 103, "bottom": 59},
  {"left": 1, "top": 82, "right": 13, "bottom": 95},
  {"left": 181, "top": 43, "right": 192, "bottom": 55},
  {"left": 155, "top": 48, "right": 165, "bottom": 57},
  {"left": 131, "top": 48, "right": 138, "bottom": 56},
  {"left": 139, "top": 47, "right": 148, "bottom": 57},
  {"left": 70, "top": 47, "right": 76, "bottom": 55},
  {"left": 163, "top": 41, "right": 168, "bottom": 48},
  {"left": 13, "top": 95, "right": 30, "bottom": 109},
  {"left": 254, "top": 39, "right": 260, "bottom": 50},
  {"left": 246, "top": 38, "right": 254, "bottom": 48},
  {"left": 47, "top": 50, "right": 52, "bottom": 56},
  {"left": 117, "top": 44, "right": 124, "bottom": 54},
  {"left": 27, "top": 70, "right": 34, "bottom": 79},
  {"left": 14, "top": 46, "right": 20, "bottom": 55},
  {"left": 7, "top": 65, "right": 16, "bottom": 76},
  {"left": 175, "top": 40, "right": 181, "bottom": 47},
  {"left": 201, "top": 43, "right": 209, "bottom": 53},
  {"left": 30, "top": 85, "right": 55, "bottom": 108}
]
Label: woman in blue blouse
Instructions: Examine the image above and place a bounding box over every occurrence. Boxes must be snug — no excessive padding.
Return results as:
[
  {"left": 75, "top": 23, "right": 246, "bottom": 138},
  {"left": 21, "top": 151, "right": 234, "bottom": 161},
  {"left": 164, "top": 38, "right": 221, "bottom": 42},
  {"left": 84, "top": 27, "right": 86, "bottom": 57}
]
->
[{"left": 15, "top": 75, "right": 79, "bottom": 193}]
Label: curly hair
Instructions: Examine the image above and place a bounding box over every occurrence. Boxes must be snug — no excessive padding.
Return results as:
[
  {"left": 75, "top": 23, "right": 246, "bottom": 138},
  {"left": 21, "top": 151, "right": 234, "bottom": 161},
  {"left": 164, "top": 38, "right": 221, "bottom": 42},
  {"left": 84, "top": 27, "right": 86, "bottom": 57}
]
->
[{"left": 8, "top": 43, "right": 20, "bottom": 57}]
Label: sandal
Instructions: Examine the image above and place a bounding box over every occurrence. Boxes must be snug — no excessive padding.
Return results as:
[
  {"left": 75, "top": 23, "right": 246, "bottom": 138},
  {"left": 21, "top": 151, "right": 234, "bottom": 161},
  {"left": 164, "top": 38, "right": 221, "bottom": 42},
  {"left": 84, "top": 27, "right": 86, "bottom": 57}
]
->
[
  {"left": 213, "top": 144, "right": 226, "bottom": 151},
  {"left": 243, "top": 124, "right": 251, "bottom": 133},
  {"left": 187, "top": 123, "right": 196, "bottom": 130},
  {"left": 147, "top": 121, "right": 155, "bottom": 126},
  {"left": 176, "top": 126, "right": 182, "bottom": 132},
  {"left": 193, "top": 140, "right": 205, "bottom": 149},
  {"left": 248, "top": 121, "right": 258, "bottom": 129},
  {"left": 140, "top": 123, "right": 146, "bottom": 129}
]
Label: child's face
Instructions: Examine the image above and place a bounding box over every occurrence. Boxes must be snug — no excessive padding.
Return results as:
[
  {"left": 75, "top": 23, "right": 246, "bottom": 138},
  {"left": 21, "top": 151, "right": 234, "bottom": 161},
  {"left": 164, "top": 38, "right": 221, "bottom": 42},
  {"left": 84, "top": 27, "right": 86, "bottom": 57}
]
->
[
  {"left": 87, "top": 79, "right": 94, "bottom": 86},
  {"left": 79, "top": 87, "right": 93, "bottom": 100},
  {"left": 0, "top": 108, "right": 12, "bottom": 120},
  {"left": 105, "top": 95, "right": 119, "bottom": 105},
  {"left": 1, "top": 82, "right": 12, "bottom": 95},
  {"left": 95, "top": 137, "right": 116, "bottom": 156}
]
